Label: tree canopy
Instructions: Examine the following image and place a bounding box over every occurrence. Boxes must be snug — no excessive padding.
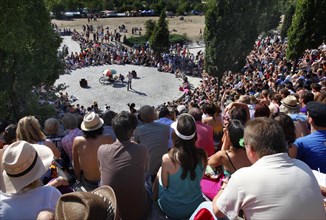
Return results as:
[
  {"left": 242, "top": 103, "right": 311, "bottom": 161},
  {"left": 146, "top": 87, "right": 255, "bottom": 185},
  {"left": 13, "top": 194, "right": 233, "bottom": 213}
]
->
[
  {"left": 145, "top": 19, "right": 156, "bottom": 39},
  {"left": 204, "top": 0, "right": 280, "bottom": 98},
  {"left": 286, "top": 0, "right": 326, "bottom": 61},
  {"left": 0, "top": 0, "right": 64, "bottom": 121},
  {"left": 280, "top": 0, "right": 296, "bottom": 39},
  {"left": 149, "top": 9, "right": 170, "bottom": 55},
  {"left": 45, "top": 0, "right": 204, "bottom": 16}
]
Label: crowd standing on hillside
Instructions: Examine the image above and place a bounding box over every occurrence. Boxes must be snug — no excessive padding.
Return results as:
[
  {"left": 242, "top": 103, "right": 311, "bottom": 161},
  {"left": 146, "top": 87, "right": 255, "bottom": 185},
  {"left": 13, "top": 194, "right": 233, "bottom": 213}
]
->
[{"left": 0, "top": 31, "right": 326, "bottom": 219}]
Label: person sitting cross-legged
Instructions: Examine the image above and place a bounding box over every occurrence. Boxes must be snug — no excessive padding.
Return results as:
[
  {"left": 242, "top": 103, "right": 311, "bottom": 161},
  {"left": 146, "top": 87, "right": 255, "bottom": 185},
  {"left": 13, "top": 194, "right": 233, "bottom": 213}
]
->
[
  {"left": 155, "top": 106, "right": 176, "bottom": 149},
  {"left": 98, "top": 111, "right": 151, "bottom": 219},
  {"left": 134, "top": 105, "right": 170, "bottom": 183},
  {"left": 61, "top": 113, "right": 83, "bottom": 166},
  {"left": 201, "top": 119, "right": 251, "bottom": 200},
  {"left": 189, "top": 107, "right": 215, "bottom": 157},
  {"left": 154, "top": 113, "right": 207, "bottom": 219},
  {"left": 72, "top": 112, "right": 113, "bottom": 191}
]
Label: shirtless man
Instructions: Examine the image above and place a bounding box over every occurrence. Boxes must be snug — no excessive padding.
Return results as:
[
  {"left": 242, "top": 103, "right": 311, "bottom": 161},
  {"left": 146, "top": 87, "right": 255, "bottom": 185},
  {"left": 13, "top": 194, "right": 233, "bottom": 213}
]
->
[{"left": 72, "top": 112, "right": 113, "bottom": 191}]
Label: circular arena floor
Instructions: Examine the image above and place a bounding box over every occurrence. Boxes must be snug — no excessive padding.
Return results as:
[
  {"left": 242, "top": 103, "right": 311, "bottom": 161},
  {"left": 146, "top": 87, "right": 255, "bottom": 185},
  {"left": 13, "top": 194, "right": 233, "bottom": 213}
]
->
[
  {"left": 55, "top": 65, "right": 200, "bottom": 112},
  {"left": 56, "top": 37, "right": 202, "bottom": 112}
]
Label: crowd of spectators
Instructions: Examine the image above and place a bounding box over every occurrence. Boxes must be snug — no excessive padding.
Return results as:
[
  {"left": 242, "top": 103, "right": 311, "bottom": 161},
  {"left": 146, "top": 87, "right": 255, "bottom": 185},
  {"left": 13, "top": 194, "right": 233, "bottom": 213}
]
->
[
  {"left": 63, "top": 24, "right": 204, "bottom": 77},
  {"left": 0, "top": 31, "right": 326, "bottom": 219}
]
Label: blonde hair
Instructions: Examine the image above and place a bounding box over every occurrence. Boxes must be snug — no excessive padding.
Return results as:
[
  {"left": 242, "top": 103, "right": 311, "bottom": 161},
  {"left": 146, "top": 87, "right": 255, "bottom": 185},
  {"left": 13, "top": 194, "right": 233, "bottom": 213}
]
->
[{"left": 16, "top": 116, "right": 46, "bottom": 143}]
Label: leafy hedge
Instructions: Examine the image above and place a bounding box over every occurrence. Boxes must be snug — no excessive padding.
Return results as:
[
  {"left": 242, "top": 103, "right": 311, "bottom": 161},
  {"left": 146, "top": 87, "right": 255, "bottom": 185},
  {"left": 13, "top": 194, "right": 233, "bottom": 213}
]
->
[
  {"left": 123, "top": 34, "right": 189, "bottom": 47},
  {"left": 123, "top": 36, "right": 148, "bottom": 47},
  {"left": 169, "top": 34, "right": 189, "bottom": 45}
]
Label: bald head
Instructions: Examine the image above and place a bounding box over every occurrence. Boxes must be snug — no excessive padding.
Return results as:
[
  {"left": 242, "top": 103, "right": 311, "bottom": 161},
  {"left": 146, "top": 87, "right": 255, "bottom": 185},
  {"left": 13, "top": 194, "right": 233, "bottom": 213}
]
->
[
  {"left": 139, "top": 105, "right": 156, "bottom": 123},
  {"left": 188, "top": 107, "right": 202, "bottom": 121}
]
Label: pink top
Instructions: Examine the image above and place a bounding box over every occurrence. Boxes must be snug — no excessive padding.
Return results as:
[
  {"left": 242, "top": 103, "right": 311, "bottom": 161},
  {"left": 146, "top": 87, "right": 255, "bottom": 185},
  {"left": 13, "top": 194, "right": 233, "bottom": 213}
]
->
[{"left": 195, "top": 121, "right": 215, "bottom": 157}]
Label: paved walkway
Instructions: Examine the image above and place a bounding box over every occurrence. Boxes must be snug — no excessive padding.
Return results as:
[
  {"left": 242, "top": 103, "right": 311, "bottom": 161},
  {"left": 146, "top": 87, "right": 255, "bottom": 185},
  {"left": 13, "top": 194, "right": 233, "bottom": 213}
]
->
[{"left": 60, "top": 36, "right": 81, "bottom": 53}]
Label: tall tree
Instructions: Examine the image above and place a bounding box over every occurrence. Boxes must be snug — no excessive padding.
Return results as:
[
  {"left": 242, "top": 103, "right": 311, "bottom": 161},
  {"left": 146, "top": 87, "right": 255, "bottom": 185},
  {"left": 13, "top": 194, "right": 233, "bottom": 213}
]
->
[
  {"left": 152, "top": 0, "right": 166, "bottom": 15},
  {"left": 204, "top": 0, "right": 280, "bottom": 99},
  {"left": 0, "top": 0, "right": 64, "bottom": 121},
  {"left": 149, "top": 8, "right": 169, "bottom": 56},
  {"left": 286, "top": 0, "right": 326, "bottom": 61},
  {"left": 280, "top": 0, "right": 296, "bottom": 39},
  {"left": 145, "top": 19, "right": 156, "bottom": 39}
]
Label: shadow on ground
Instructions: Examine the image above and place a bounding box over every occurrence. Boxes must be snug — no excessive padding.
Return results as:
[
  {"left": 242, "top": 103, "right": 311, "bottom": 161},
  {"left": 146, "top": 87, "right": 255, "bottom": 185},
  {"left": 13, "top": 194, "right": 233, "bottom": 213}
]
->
[{"left": 129, "top": 89, "right": 147, "bottom": 96}]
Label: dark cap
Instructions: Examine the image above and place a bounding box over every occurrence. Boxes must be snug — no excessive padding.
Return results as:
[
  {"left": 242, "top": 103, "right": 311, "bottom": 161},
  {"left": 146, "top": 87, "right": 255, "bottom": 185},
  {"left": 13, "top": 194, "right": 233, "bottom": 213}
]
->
[{"left": 306, "top": 101, "right": 326, "bottom": 124}]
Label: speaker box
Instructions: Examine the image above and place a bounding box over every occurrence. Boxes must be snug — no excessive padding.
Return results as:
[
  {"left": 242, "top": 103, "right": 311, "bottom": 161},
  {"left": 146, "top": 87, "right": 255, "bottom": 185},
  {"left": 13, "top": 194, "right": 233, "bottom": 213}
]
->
[{"left": 80, "top": 78, "right": 88, "bottom": 88}]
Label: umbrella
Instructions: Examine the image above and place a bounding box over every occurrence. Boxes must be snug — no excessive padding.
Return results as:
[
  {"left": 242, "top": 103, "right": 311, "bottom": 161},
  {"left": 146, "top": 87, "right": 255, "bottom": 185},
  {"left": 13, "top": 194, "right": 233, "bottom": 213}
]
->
[{"left": 103, "top": 69, "right": 117, "bottom": 77}]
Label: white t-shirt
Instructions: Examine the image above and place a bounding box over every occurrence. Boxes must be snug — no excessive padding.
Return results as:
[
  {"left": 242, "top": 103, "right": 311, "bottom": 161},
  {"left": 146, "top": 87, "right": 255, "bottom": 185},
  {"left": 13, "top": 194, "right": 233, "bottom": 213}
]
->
[
  {"left": 215, "top": 153, "right": 325, "bottom": 220},
  {"left": 0, "top": 186, "right": 61, "bottom": 219},
  {"left": 127, "top": 73, "right": 133, "bottom": 81}
]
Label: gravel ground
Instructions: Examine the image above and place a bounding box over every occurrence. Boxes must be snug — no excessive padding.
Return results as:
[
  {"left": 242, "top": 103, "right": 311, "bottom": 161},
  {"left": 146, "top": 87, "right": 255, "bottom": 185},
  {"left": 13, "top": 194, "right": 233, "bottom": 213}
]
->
[{"left": 56, "top": 37, "right": 203, "bottom": 112}]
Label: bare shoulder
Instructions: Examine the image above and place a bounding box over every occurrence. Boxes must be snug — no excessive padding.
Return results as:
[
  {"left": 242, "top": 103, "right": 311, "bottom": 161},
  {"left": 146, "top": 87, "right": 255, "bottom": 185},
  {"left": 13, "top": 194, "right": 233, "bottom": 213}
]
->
[
  {"left": 162, "top": 153, "right": 179, "bottom": 173},
  {"left": 162, "top": 153, "right": 172, "bottom": 164},
  {"left": 208, "top": 150, "right": 225, "bottom": 165},
  {"left": 73, "top": 136, "right": 86, "bottom": 145},
  {"left": 202, "top": 117, "right": 210, "bottom": 124}
]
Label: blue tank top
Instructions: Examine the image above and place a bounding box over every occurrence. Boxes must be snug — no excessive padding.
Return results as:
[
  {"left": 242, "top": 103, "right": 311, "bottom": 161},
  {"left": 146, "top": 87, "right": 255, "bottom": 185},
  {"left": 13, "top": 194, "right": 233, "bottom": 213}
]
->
[{"left": 158, "top": 162, "right": 205, "bottom": 219}]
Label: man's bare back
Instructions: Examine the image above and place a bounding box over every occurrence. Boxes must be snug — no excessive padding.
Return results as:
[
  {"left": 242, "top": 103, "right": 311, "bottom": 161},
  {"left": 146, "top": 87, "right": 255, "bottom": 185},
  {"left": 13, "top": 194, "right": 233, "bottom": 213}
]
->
[{"left": 72, "top": 134, "right": 113, "bottom": 181}]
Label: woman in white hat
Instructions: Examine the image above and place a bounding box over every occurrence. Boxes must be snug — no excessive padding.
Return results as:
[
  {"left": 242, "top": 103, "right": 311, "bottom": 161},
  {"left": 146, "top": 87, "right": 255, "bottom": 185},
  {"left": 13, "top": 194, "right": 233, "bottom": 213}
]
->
[
  {"left": 0, "top": 141, "right": 61, "bottom": 219},
  {"left": 154, "top": 113, "right": 207, "bottom": 219}
]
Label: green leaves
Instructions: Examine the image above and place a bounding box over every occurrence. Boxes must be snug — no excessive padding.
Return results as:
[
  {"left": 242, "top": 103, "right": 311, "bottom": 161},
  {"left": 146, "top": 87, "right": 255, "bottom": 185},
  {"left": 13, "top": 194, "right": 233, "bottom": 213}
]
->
[
  {"left": 145, "top": 19, "right": 156, "bottom": 39},
  {"left": 0, "top": 0, "right": 64, "bottom": 121},
  {"left": 204, "top": 0, "right": 281, "bottom": 99},
  {"left": 204, "top": 0, "right": 280, "bottom": 76},
  {"left": 286, "top": 0, "right": 326, "bottom": 60},
  {"left": 149, "top": 8, "right": 169, "bottom": 55}
]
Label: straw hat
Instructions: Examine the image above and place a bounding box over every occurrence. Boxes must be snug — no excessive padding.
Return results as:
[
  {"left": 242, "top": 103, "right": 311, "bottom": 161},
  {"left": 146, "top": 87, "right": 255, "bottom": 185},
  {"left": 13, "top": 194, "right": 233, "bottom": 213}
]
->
[
  {"left": 55, "top": 185, "right": 118, "bottom": 220},
  {"left": 281, "top": 95, "right": 299, "bottom": 110},
  {"left": 81, "top": 112, "right": 104, "bottom": 131},
  {"left": 1, "top": 141, "right": 53, "bottom": 194}
]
